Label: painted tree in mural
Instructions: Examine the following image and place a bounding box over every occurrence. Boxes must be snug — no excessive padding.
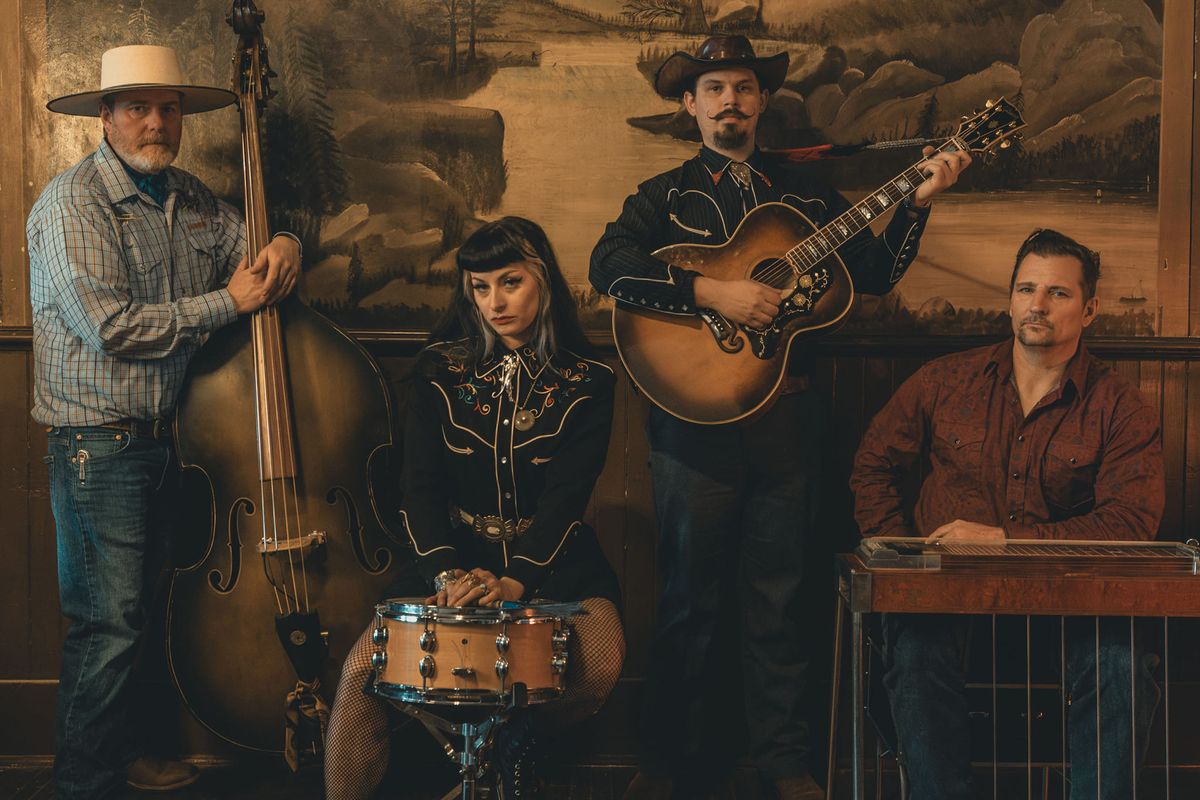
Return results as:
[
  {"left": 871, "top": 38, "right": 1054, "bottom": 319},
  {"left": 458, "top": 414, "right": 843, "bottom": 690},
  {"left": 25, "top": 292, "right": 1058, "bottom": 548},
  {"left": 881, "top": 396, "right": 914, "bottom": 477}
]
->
[
  {"left": 265, "top": 8, "right": 350, "bottom": 255},
  {"left": 623, "top": 0, "right": 706, "bottom": 32},
  {"left": 464, "top": 0, "right": 498, "bottom": 65},
  {"left": 426, "top": 0, "right": 462, "bottom": 75}
]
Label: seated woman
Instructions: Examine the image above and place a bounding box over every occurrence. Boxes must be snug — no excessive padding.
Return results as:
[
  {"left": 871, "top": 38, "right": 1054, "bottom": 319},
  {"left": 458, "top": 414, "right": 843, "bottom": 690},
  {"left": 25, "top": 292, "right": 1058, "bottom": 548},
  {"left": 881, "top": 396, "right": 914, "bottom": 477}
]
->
[{"left": 325, "top": 216, "right": 625, "bottom": 799}]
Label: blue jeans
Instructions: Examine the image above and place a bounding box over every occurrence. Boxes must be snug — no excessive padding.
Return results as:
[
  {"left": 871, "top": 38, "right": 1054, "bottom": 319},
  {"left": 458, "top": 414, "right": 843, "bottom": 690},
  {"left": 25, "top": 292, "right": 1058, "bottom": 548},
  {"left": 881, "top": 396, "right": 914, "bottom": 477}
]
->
[
  {"left": 882, "top": 614, "right": 1159, "bottom": 800},
  {"left": 47, "top": 426, "right": 173, "bottom": 800},
  {"left": 639, "top": 391, "right": 827, "bottom": 784}
]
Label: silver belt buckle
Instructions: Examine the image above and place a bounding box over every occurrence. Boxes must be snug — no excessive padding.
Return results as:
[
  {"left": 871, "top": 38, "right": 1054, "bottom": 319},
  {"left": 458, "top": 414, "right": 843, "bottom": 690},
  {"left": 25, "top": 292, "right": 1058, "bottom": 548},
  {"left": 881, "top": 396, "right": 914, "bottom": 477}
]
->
[{"left": 473, "top": 514, "right": 514, "bottom": 542}]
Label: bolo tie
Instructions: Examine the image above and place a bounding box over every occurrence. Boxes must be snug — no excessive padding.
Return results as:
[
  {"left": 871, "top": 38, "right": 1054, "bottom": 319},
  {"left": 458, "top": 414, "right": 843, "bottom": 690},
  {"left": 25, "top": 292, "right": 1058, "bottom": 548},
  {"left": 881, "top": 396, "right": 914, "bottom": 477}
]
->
[{"left": 727, "top": 161, "right": 755, "bottom": 216}]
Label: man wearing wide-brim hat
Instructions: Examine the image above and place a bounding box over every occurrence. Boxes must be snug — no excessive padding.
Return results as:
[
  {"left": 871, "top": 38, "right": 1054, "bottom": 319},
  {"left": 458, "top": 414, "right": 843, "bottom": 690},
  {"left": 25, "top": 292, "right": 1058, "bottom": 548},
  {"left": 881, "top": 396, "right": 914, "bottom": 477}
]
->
[
  {"left": 590, "top": 35, "right": 971, "bottom": 800},
  {"left": 28, "top": 44, "right": 301, "bottom": 799}
]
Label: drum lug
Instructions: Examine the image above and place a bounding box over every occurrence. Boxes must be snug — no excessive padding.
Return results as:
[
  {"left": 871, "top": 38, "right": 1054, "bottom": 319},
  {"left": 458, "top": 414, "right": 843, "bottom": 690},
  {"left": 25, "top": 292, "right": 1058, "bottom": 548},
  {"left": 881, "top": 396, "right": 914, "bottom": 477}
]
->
[
  {"left": 494, "top": 658, "right": 509, "bottom": 680},
  {"left": 551, "top": 653, "right": 568, "bottom": 674},
  {"left": 371, "top": 626, "right": 389, "bottom": 645},
  {"left": 420, "top": 630, "right": 437, "bottom": 652},
  {"left": 419, "top": 655, "right": 436, "bottom": 679},
  {"left": 552, "top": 628, "right": 569, "bottom": 651},
  {"left": 495, "top": 632, "right": 510, "bottom": 653},
  {"left": 370, "top": 650, "right": 387, "bottom": 670}
]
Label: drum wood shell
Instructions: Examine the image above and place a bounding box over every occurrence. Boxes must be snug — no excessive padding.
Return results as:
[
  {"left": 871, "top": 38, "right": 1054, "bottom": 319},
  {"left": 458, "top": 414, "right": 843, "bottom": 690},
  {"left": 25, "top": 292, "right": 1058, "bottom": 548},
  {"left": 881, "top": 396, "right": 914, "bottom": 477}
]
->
[{"left": 371, "top": 600, "right": 567, "bottom": 705}]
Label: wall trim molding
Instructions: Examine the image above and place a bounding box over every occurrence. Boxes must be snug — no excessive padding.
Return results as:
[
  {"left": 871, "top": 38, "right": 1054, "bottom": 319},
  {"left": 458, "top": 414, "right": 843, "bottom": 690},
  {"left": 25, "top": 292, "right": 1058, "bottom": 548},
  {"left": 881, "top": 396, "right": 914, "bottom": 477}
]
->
[{"left": 4, "top": 326, "right": 1199, "bottom": 359}]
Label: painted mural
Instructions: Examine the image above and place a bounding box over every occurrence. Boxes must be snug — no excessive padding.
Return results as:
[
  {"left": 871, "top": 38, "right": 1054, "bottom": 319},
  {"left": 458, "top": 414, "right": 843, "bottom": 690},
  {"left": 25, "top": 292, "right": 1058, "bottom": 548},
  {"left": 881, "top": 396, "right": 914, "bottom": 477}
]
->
[{"left": 35, "top": 0, "right": 1164, "bottom": 334}]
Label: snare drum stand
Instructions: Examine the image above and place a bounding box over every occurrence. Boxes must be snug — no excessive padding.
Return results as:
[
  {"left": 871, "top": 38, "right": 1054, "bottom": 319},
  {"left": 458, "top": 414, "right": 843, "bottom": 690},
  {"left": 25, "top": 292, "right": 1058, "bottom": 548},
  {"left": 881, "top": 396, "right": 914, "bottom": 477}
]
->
[{"left": 393, "top": 684, "right": 529, "bottom": 800}]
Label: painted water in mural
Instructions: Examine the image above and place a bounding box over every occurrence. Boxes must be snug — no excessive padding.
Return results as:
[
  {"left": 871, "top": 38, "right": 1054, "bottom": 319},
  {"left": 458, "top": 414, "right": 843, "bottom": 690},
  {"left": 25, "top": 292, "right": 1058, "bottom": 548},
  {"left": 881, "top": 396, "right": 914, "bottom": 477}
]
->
[{"left": 36, "top": 0, "right": 1163, "bottom": 334}]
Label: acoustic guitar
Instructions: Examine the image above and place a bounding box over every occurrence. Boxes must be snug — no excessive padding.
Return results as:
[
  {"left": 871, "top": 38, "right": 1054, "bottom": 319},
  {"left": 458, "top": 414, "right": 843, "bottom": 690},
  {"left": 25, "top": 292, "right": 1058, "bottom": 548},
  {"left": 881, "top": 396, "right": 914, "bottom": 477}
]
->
[{"left": 612, "top": 99, "right": 1026, "bottom": 425}]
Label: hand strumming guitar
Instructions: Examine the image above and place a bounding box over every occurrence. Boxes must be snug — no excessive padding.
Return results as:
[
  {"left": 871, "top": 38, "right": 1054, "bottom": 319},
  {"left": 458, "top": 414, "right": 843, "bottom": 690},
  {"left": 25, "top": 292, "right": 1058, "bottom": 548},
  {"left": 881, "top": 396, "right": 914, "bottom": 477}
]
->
[{"left": 693, "top": 275, "right": 781, "bottom": 328}]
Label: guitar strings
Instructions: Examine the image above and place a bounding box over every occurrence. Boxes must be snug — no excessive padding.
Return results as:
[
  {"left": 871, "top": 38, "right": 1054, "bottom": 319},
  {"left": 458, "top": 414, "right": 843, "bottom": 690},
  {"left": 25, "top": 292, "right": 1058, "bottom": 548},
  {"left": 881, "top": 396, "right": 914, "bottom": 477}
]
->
[{"left": 749, "top": 163, "right": 933, "bottom": 289}]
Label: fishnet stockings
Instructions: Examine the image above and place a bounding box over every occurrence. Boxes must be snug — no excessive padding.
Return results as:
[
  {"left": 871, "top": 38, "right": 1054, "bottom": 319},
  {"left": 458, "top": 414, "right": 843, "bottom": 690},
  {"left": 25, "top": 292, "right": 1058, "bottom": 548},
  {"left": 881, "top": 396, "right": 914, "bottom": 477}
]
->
[{"left": 323, "top": 598, "right": 624, "bottom": 799}]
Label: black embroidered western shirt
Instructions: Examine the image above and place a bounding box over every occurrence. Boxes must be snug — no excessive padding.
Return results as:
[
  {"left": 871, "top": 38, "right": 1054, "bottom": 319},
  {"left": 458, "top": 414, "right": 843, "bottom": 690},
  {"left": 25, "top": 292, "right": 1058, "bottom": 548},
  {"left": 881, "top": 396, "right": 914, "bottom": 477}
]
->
[
  {"left": 590, "top": 145, "right": 931, "bottom": 314},
  {"left": 400, "top": 340, "right": 619, "bottom": 601}
]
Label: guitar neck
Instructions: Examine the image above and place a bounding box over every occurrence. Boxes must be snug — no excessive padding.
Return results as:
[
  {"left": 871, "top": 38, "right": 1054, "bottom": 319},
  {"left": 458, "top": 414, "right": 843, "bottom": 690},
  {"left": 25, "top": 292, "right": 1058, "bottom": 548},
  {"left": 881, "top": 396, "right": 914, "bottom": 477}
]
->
[{"left": 780, "top": 137, "right": 965, "bottom": 283}]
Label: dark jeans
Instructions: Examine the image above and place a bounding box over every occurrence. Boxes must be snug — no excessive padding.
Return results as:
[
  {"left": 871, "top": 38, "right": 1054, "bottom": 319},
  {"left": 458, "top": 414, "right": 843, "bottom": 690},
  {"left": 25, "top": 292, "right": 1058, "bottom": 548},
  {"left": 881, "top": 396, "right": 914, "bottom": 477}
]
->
[
  {"left": 47, "top": 426, "right": 173, "bottom": 800},
  {"left": 882, "top": 614, "right": 1160, "bottom": 800},
  {"left": 640, "top": 391, "right": 827, "bottom": 784}
]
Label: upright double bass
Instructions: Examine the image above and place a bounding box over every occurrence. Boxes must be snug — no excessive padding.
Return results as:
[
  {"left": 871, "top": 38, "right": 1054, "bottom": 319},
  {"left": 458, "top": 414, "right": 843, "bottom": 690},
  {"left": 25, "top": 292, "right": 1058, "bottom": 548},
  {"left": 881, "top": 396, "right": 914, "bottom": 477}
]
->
[{"left": 166, "top": 0, "right": 401, "bottom": 752}]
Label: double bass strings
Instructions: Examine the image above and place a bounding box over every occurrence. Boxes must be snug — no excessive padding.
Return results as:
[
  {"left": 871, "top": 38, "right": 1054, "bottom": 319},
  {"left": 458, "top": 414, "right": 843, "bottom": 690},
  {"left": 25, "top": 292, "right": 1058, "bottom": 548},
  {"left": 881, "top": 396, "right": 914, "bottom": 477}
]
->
[{"left": 241, "top": 69, "right": 311, "bottom": 616}]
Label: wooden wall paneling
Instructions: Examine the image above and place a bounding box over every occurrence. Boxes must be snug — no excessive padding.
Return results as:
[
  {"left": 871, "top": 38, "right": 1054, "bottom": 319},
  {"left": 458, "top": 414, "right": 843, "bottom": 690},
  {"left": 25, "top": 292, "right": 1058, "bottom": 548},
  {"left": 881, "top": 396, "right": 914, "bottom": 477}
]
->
[
  {"left": 1111, "top": 358, "right": 1141, "bottom": 389},
  {"left": 613, "top": 371, "right": 656, "bottom": 677},
  {"left": 0, "top": 351, "right": 32, "bottom": 676},
  {"left": 1186, "top": 362, "right": 1200, "bottom": 537},
  {"left": 1160, "top": 359, "right": 1188, "bottom": 539},
  {"left": 1160, "top": 0, "right": 1194, "bottom": 334},
  {"left": 0, "top": 0, "right": 26, "bottom": 325}
]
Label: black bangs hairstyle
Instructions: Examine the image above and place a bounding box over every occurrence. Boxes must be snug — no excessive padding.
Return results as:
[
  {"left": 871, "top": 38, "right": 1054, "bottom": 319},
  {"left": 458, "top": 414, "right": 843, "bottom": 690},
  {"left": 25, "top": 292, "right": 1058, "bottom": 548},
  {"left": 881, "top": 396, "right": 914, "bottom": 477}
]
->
[{"left": 426, "top": 216, "right": 594, "bottom": 368}]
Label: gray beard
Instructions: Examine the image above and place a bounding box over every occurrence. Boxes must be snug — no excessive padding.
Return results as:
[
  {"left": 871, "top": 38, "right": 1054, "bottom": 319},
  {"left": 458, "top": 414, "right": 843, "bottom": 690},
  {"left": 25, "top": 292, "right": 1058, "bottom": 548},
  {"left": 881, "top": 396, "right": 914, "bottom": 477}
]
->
[{"left": 107, "top": 132, "right": 178, "bottom": 174}]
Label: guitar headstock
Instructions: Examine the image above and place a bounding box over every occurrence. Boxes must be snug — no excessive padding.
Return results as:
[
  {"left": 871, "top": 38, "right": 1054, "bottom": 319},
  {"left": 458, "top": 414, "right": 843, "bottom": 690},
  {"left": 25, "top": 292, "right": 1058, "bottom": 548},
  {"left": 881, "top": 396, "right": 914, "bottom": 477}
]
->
[
  {"left": 950, "top": 98, "right": 1026, "bottom": 155},
  {"left": 227, "top": 0, "right": 275, "bottom": 112}
]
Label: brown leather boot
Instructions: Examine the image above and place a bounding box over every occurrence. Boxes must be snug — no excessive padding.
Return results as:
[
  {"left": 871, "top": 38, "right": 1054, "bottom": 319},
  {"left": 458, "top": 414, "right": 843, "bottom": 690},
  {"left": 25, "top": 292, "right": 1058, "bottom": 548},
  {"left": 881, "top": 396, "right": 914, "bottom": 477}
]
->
[
  {"left": 125, "top": 757, "right": 200, "bottom": 791},
  {"left": 623, "top": 770, "right": 674, "bottom": 800},
  {"left": 774, "top": 774, "right": 825, "bottom": 800}
]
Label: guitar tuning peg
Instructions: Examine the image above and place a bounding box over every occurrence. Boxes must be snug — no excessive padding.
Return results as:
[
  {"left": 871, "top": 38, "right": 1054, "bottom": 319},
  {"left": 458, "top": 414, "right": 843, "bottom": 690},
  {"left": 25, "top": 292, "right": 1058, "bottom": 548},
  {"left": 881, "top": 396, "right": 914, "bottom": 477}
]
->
[
  {"left": 961, "top": 115, "right": 969, "bottom": 121},
  {"left": 985, "top": 99, "right": 995, "bottom": 108},
  {"left": 973, "top": 108, "right": 980, "bottom": 115},
  {"left": 999, "top": 140, "right": 1011, "bottom": 149}
]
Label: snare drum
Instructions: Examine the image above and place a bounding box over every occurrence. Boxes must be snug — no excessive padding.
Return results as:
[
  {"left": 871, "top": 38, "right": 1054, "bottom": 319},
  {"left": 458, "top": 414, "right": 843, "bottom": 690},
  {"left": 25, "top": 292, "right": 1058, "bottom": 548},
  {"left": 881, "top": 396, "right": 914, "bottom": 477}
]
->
[{"left": 369, "top": 599, "right": 571, "bottom": 705}]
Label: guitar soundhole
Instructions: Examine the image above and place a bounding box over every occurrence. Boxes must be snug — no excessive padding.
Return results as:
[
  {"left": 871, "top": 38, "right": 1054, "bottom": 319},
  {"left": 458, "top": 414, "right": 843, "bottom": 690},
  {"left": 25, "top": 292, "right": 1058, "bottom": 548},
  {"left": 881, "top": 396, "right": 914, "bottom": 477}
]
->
[{"left": 749, "top": 258, "right": 790, "bottom": 287}]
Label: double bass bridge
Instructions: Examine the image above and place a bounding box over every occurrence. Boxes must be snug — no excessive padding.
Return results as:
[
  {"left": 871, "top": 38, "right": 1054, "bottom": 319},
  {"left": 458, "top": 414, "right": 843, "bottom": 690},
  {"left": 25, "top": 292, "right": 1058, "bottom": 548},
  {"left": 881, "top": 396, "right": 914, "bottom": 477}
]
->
[{"left": 257, "top": 529, "right": 327, "bottom": 556}]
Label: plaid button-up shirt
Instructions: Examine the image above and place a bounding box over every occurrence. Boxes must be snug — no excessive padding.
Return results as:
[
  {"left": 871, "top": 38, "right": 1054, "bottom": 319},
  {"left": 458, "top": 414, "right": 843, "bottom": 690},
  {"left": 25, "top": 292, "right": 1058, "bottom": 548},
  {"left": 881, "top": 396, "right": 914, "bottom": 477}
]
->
[{"left": 28, "top": 138, "right": 245, "bottom": 426}]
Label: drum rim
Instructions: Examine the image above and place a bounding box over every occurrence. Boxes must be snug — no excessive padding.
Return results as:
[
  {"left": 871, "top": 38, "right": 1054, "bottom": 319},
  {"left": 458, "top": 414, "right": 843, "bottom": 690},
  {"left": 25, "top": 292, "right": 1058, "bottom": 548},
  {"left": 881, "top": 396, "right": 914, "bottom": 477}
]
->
[
  {"left": 375, "top": 598, "right": 564, "bottom": 624},
  {"left": 372, "top": 680, "right": 564, "bottom": 706}
]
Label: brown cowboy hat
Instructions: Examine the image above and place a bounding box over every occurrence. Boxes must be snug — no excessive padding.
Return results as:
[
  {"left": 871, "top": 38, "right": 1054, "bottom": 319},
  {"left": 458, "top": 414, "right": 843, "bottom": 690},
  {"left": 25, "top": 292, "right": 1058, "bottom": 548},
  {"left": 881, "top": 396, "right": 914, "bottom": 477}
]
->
[{"left": 654, "top": 35, "right": 789, "bottom": 100}]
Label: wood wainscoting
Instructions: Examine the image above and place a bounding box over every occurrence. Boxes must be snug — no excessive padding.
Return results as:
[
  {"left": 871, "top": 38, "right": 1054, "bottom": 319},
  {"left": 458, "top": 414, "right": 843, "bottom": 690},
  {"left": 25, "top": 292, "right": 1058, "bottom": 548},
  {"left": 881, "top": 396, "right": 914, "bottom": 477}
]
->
[{"left": 3, "top": 330, "right": 1200, "bottom": 769}]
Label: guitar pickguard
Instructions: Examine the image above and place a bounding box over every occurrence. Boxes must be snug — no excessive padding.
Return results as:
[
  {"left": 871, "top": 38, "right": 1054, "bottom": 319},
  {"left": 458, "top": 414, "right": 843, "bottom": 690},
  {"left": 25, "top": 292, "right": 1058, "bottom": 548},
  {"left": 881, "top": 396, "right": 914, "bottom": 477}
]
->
[{"left": 744, "top": 266, "right": 832, "bottom": 359}]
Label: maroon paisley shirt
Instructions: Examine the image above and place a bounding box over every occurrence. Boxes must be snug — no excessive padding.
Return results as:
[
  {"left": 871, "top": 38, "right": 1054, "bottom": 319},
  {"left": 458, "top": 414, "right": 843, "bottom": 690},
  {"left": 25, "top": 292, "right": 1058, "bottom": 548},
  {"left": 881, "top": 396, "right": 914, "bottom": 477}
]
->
[{"left": 851, "top": 340, "right": 1164, "bottom": 541}]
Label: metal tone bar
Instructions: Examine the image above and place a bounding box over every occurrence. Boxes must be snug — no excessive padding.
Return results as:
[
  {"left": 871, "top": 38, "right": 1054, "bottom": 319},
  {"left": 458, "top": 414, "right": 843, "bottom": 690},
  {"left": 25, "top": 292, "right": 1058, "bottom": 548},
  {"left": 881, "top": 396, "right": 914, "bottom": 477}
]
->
[
  {"left": 993, "top": 615, "right": 998, "bottom": 800},
  {"left": 852, "top": 610, "right": 865, "bottom": 800},
  {"left": 1095, "top": 617, "right": 1101, "bottom": 800},
  {"left": 826, "top": 584, "right": 847, "bottom": 800},
  {"left": 1061, "top": 617, "right": 1067, "bottom": 800},
  {"left": 1027, "top": 615, "right": 1032, "bottom": 800},
  {"left": 1131, "top": 617, "right": 1137, "bottom": 800},
  {"left": 1164, "top": 617, "right": 1170, "bottom": 799}
]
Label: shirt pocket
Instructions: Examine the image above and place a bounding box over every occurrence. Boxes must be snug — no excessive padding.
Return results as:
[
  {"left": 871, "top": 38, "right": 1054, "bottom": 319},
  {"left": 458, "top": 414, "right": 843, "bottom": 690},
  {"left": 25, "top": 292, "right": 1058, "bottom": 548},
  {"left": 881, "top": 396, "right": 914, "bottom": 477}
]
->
[
  {"left": 180, "top": 215, "right": 222, "bottom": 291},
  {"left": 119, "top": 218, "right": 162, "bottom": 276},
  {"left": 931, "top": 424, "right": 986, "bottom": 477},
  {"left": 1042, "top": 441, "right": 1099, "bottom": 515}
]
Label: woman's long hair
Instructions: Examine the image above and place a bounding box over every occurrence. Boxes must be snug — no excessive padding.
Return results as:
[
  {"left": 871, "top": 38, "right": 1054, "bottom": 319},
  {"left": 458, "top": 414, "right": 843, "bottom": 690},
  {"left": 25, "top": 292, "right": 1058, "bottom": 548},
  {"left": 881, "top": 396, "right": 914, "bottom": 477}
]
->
[{"left": 426, "top": 216, "right": 594, "bottom": 367}]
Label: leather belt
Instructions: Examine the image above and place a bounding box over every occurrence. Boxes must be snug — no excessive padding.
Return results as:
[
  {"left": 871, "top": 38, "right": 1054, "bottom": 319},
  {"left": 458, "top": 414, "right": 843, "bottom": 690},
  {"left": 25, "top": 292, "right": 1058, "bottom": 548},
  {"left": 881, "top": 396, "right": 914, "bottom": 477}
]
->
[
  {"left": 99, "top": 418, "right": 170, "bottom": 440},
  {"left": 451, "top": 507, "right": 532, "bottom": 543}
]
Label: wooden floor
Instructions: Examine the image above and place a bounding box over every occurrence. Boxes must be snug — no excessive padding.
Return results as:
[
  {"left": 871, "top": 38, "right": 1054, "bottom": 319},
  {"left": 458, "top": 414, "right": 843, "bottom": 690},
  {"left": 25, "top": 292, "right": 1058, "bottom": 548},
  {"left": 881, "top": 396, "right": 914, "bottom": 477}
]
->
[{"left": 5, "top": 758, "right": 1199, "bottom": 800}]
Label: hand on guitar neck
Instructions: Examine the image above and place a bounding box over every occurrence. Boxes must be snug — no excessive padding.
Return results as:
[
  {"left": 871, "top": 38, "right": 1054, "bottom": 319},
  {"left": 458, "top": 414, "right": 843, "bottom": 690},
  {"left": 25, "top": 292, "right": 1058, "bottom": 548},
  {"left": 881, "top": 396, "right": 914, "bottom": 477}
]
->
[
  {"left": 693, "top": 275, "right": 784, "bottom": 328},
  {"left": 911, "top": 145, "right": 973, "bottom": 207}
]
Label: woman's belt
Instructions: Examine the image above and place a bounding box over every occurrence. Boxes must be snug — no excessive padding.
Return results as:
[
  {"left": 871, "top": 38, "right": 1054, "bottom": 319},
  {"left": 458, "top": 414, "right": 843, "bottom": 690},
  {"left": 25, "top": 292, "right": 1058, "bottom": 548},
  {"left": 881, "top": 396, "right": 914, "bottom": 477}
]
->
[{"left": 451, "top": 507, "right": 533, "bottom": 542}]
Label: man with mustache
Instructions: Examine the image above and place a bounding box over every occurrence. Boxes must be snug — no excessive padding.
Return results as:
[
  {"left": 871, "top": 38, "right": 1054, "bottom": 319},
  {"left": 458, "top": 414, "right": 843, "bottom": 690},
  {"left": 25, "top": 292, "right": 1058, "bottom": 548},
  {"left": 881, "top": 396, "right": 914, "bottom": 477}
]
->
[
  {"left": 589, "top": 36, "right": 970, "bottom": 800},
  {"left": 27, "top": 45, "right": 301, "bottom": 798},
  {"left": 850, "top": 229, "right": 1163, "bottom": 799}
]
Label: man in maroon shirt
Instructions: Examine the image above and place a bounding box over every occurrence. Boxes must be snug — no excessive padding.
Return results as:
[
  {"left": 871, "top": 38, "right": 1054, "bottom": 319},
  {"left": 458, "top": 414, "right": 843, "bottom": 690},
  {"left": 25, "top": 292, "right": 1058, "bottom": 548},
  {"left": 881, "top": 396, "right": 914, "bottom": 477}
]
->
[{"left": 850, "top": 229, "right": 1162, "bottom": 799}]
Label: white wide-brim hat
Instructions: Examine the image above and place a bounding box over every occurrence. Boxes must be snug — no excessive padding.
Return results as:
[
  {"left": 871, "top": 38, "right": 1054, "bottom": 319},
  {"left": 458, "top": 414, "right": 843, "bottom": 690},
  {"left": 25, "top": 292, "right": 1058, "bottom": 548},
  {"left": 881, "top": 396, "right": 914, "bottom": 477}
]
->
[{"left": 47, "top": 45, "right": 236, "bottom": 117}]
